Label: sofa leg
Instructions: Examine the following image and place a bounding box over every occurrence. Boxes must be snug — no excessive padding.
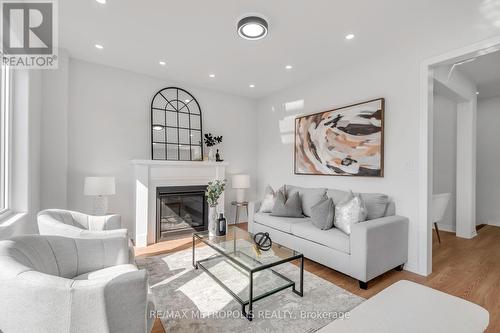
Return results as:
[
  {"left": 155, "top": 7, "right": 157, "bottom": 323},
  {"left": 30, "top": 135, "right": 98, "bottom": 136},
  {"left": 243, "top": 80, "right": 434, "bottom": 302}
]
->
[
  {"left": 395, "top": 264, "right": 404, "bottom": 271},
  {"left": 358, "top": 281, "right": 368, "bottom": 290}
]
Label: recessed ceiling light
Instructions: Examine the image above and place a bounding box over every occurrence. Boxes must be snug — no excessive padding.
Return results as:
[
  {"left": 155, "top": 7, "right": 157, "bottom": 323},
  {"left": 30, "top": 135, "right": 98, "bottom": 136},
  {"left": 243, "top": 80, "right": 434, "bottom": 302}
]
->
[
  {"left": 95, "top": 44, "right": 104, "bottom": 49},
  {"left": 237, "top": 16, "right": 268, "bottom": 40},
  {"left": 285, "top": 65, "right": 293, "bottom": 70},
  {"left": 345, "top": 34, "right": 355, "bottom": 40},
  {"left": 159, "top": 61, "right": 166, "bottom": 66},
  {"left": 96, "top": 0, "right": 106, "bottom": 4},
  {"left": 209, "top": 74, "right": 216, "bottom": 78},
  {"left": 249, "top": 84, "right": 255, "bottom": 88},
  {"left": 152, "top": 125, "right": 164, "bottom": 131},
  {"left": 476, "top": 91, "right": 480, "bottom": 95}
]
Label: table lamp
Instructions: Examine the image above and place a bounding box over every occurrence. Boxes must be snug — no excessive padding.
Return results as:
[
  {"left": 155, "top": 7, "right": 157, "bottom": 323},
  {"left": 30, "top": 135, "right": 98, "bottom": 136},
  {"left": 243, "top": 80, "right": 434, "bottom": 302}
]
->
[
  {"left": 232, "top": 174, "right": 250, "bottom": 203},
  {"left": 84, "top": 176, "right": 116, "bottom": 215}
]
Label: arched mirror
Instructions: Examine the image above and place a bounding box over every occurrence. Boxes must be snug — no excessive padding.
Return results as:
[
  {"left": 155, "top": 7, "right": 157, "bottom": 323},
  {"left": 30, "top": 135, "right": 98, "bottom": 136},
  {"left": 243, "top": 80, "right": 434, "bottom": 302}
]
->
[{"left": 151, "top": 87, "right": 203, "bottom": 161}]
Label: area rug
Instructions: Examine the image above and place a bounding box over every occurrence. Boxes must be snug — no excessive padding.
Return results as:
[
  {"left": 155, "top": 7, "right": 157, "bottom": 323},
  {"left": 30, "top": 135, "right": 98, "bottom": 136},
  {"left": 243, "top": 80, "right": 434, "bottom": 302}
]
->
[{"left": 136, "top": 242, "right": 364, "bottom": 333}]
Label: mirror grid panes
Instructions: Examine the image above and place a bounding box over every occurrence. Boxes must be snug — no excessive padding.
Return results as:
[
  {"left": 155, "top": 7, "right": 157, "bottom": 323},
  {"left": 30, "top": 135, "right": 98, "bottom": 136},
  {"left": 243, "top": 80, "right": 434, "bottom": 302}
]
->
[{"left": 151, "top": 87, "right": 203, "bottom": 160}]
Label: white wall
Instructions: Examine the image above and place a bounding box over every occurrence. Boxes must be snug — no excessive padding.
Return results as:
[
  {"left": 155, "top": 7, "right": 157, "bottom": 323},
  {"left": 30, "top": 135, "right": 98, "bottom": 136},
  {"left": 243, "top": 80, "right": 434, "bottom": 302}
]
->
[
  {"left": 256, "top": 53, "right": 422, "bottom": 273},
  {"left": 60, "top": 59, "right": 257, "bottom": 231},
  {"left": 40, "top": 50, "right": 69, "bottom": 209},
  {"left": 477, "top": 96, "right": 500, "bottom": 227},
  {"left": 432, "top": 93, "right": 457, "bottom": 231}
]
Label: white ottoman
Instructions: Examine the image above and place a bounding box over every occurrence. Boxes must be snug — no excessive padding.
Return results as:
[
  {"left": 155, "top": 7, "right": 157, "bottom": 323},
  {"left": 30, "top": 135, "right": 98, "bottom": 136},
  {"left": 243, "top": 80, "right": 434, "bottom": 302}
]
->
[{"left": 318, "top": 280, "right": 489, "bottom": 333}]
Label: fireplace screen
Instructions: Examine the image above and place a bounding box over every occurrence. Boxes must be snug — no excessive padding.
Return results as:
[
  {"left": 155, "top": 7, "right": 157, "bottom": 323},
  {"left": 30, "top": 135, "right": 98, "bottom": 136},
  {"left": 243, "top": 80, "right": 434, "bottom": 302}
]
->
[{"left": 156, "top": 186, "right": 208, "bottom": 241}]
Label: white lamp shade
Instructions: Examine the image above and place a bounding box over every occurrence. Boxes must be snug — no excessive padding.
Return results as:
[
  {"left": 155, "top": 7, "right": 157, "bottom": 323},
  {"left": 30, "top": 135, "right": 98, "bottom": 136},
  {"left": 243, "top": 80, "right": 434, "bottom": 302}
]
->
[
  {"left": 232, "top": 174, "right": 250, "bottom": 189},
  {"left": 84, "top": 177, "right": 116, "bottom": 196}
]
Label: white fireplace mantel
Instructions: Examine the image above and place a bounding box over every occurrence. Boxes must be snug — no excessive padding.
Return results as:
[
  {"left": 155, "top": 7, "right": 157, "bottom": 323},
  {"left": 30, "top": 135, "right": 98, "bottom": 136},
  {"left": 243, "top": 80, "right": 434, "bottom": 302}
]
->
[{"left": 132, "top": 159, "right": 228, "bottom": 247}]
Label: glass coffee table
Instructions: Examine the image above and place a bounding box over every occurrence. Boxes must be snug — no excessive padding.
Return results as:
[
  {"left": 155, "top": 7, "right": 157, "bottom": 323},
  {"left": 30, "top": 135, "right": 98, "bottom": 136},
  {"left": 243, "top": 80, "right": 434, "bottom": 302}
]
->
[{"left": 192, "top": 226, "right": 304, "bottom": 321}]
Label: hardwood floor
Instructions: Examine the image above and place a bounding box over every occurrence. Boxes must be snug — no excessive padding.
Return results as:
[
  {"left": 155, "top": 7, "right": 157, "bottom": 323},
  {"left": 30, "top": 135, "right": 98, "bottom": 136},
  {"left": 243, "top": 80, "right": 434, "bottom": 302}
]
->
[{"left": 139, "top": 224, "right": 500, "bottom": 333}]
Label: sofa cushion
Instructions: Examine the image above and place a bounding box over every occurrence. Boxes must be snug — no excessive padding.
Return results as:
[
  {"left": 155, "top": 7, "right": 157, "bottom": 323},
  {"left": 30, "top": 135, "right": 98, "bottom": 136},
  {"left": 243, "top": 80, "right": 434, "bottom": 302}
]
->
[
  {"left": 254, "top": 212, "right": 308, "bottom": 234},
  {"left": 286, "top": 185, "right": 327, "bottom": 217},
  {"left": 74, "top": 264, "right": 138, "bottom": 280},
  {"left": 291, "top": 221, "right": 350, "bottom": 254},
  {"left": 270, "top": 191, "right": 303, "bottom": 218},
  {"left": 326, "top": 189, "right": 349, "bottom": 205},
  {"left": 310, "top": 197, "right": 335, "bottom": 230},
  {"left": 360, "top": 193, "right": 389, "bottom": 220}
]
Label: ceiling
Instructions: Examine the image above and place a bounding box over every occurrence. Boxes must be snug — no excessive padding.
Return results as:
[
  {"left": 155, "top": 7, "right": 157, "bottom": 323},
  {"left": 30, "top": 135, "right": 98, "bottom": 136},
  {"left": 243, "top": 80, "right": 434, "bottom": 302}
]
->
[
  {"left": 60, "top": 0, "right": 499, "bottom": 99},
  {"left": 458, "top": 50, "right": 500, "bottom": 100}
]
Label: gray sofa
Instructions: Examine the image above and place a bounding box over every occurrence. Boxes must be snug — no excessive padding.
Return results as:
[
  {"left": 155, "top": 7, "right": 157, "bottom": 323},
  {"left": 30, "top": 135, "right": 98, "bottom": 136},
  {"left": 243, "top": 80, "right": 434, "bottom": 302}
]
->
[{"left": 248, "top": 186, "right": 409, "bottom": 289}]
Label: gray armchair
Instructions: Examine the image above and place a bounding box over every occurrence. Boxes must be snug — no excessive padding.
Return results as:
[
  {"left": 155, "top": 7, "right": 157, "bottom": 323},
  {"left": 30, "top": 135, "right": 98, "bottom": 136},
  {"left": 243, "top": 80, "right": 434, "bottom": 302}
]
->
[{"left": 0, "top": 234, "right": 154, "bottom": 333}]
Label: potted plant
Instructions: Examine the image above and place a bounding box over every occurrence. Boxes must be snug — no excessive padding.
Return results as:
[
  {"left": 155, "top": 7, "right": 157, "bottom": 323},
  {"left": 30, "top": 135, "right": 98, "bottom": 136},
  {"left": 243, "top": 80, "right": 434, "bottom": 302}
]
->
[
  {"left": 204, "top": 133, "right": 223, "bottom": 162},
  {"left": 205, "top": 179, "right": 226, "bottom": 236}
]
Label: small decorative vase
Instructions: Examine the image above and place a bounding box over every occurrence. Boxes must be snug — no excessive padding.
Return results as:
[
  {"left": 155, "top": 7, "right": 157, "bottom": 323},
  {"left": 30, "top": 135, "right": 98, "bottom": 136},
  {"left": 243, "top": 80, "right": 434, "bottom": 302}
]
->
[
  {"left": 208, "top": 148, "right": 216, "bottom": 162},
  {"left": 208, "top": 206, "right": 218, "bottom": 236}
]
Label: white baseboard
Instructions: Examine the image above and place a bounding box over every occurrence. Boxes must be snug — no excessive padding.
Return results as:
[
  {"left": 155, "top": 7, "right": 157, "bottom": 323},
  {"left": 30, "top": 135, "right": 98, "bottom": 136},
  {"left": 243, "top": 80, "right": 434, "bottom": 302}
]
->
[
  {"left": 435, "top": 223, "right": 455, "bottom": 233},
  {"left": 487, "top": 220, "right": 500, "bottom": 227}
]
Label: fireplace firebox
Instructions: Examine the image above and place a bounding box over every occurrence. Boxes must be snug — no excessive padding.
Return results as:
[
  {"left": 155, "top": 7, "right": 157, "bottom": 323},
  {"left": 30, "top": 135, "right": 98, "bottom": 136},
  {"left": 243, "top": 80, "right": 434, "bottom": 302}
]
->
[{"left": 156, "top": 185, "right": 208, "bottom": 242}]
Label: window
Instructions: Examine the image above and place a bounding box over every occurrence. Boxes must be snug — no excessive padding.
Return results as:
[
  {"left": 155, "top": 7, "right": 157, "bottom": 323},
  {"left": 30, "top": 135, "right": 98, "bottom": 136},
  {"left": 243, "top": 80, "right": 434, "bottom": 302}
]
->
[{"left": 0, "top": 64, "right": 11, "bottom": 215}]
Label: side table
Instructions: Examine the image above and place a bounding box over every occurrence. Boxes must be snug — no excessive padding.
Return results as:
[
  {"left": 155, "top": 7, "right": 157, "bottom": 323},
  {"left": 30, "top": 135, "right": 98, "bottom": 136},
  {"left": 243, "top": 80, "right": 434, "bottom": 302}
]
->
[{"left": 231, "top": 201, "right": 249, "bottom": 225}]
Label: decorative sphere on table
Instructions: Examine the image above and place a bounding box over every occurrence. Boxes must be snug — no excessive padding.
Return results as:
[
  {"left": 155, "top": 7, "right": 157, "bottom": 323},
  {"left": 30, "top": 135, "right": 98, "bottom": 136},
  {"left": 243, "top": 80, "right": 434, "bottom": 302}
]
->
[{"left": 253, "top": 232, "right": 272, "bottom": 251}]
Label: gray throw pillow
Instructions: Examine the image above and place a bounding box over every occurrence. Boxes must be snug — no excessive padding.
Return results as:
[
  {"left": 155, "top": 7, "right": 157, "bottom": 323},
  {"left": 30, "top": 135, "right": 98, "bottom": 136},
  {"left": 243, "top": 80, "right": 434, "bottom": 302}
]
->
[
  {"left": 334, "top": 191, "right": 367, "bottom": 235},
  {"left": 270, "top": 191, "right": 303, "bottom": 218},
  {"left": 310, "top": 197, "right": 335, "bottom": 230},
  {"left": 286, "top": 185, "right": 327, "bottom": 217},
  {"left": 359, "top": 193, "right": 389, "bottom": 220}
]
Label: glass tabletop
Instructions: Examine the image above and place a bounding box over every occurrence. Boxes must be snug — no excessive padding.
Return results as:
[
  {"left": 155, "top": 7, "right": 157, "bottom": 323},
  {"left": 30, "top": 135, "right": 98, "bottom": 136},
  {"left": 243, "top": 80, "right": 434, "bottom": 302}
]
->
[{"left": 194, "top": 226, "right": 302, "bottom": 271}]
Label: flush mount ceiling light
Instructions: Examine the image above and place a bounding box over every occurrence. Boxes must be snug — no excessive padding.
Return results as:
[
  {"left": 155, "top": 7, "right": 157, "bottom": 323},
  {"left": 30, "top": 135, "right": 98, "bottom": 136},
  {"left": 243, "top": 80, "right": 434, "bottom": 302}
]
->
[
  {"left": 152, "top": 124, "right": 164, "bottom": 131},
  {"left": 345, "top": 34, "right": 355, "bottom": 40},
  {"left": 96, "top": 0, "right": 106, "bottom": 4},
  {"left": 95, "top": 44, "right": 104, "bottom": 49},
  {"left": 285, "top": 65, "right": 293, "bottom": 70},
  {"left": 249, "top": 84, "right": 255, "bottom": 88},
  {"left": 237, "top": 16, "right": 268, "bottom": 40},
  {"left": 209, "top": 74, "right": 216, "bottom": 78},
  {"left": 159, "top": 60, "right": 166, "bottom": 66}
]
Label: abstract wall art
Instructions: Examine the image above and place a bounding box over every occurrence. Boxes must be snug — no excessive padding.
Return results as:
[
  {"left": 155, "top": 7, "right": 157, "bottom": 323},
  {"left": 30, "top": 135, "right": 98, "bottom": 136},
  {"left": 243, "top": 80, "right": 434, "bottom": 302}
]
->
[{"left": 294, "top": 98, "right": 384, "bottom": 177}]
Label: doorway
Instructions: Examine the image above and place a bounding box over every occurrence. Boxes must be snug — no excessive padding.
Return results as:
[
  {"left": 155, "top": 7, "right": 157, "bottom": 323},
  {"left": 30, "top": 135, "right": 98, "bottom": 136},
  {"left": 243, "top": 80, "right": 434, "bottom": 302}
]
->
[{"left": 419, "top": 36, "right": 500, "bottom": 275}]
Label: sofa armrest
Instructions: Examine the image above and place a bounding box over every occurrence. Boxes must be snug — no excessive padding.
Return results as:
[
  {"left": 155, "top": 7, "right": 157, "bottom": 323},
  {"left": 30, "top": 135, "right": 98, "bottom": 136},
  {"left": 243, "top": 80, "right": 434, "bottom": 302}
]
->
[
  {"left": 350, "top": 215, "right": 409, "bottom": 282},
  {"left": 70, "top": 269, "right": 149, "bottom": 333},
  {"left": 247, "top": 201, "right": 261, "bottom": 233}
]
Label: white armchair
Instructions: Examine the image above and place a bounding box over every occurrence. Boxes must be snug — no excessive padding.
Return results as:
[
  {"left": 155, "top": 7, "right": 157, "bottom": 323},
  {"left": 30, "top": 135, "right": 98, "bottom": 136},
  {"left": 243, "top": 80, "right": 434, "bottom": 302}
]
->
[
  {"left": 37, "top": 209, "right": 124, "bottom": 237},
  {"left": 0, "top": 234, "right": 154, "bottom": 333}
]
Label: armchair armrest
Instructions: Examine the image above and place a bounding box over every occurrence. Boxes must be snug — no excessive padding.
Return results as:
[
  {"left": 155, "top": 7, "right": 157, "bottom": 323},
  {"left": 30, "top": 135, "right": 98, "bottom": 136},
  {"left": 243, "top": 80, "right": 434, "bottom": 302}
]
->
[
  {"left": 350, "top": 215, "right": 409, "bottom": 282},
  {"left": 247, "top": 201, "right": 261, "bottom": 233},
  {"left": 70, "top": 269, "right": 149, "bottom": 333},
  {"left": 88, "top": 214, "right": 122, "bottom": 231}
]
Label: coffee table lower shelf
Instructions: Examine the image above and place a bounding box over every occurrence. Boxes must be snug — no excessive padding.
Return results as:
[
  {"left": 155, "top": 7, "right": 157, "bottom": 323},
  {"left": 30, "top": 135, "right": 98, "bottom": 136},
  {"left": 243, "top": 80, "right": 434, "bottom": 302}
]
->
[{"left": 194, "top": 252, "right": 303, "bottom": 321}]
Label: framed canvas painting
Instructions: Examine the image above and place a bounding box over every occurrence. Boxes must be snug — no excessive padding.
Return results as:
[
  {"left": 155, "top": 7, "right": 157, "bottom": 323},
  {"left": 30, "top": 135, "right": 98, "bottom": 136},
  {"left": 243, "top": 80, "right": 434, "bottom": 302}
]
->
[{"left": 294, "top": 98, "right": 384, "bottom": 177}]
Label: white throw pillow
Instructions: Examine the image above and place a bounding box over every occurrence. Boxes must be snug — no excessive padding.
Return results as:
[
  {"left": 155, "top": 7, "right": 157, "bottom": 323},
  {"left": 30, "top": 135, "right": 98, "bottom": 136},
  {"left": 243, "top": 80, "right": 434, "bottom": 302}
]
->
[
  {"left": 259, "top": 185, "right": 277, "bottom": 213},
  {"left": 334, "top": 191, "right": 367, "bottom": 235}
]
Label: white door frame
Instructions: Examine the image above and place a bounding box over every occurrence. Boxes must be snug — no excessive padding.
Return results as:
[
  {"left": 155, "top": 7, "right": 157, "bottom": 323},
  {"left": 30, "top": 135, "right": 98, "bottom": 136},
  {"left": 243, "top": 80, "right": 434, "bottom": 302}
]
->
[{"left": 418, "top": 36, "right": 500, "bottom": 276}]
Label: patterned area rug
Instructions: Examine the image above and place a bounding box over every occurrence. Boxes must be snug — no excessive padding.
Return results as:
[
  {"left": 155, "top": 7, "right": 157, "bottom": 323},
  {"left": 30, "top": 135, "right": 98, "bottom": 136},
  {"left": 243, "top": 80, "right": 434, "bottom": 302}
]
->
[{"left": 136, "top": 242, "right": 364, "bottom": 333}]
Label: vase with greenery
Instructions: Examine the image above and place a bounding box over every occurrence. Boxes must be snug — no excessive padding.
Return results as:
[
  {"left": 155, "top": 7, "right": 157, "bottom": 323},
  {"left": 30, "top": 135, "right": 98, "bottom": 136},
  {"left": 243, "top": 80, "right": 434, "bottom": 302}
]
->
[
  {"left": 204, "top": 133, "right": 223, "bottom": 162},
  {"left": 205, "top": 179, "right": 226, "bottom": 236}
]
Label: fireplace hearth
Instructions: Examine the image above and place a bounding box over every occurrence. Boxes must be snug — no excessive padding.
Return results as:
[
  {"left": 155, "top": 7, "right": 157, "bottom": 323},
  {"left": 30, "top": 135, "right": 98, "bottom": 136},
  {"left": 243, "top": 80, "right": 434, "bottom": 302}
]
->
[{"left": 156, "top": 185, "right": 208, "bottom": 242}]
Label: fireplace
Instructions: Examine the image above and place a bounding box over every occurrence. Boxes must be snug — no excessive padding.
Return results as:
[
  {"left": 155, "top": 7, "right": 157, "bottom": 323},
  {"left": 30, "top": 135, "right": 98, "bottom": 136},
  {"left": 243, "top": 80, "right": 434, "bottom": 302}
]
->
[{"left": 156, "top": 185, "right": 208, "bottom": 242}]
